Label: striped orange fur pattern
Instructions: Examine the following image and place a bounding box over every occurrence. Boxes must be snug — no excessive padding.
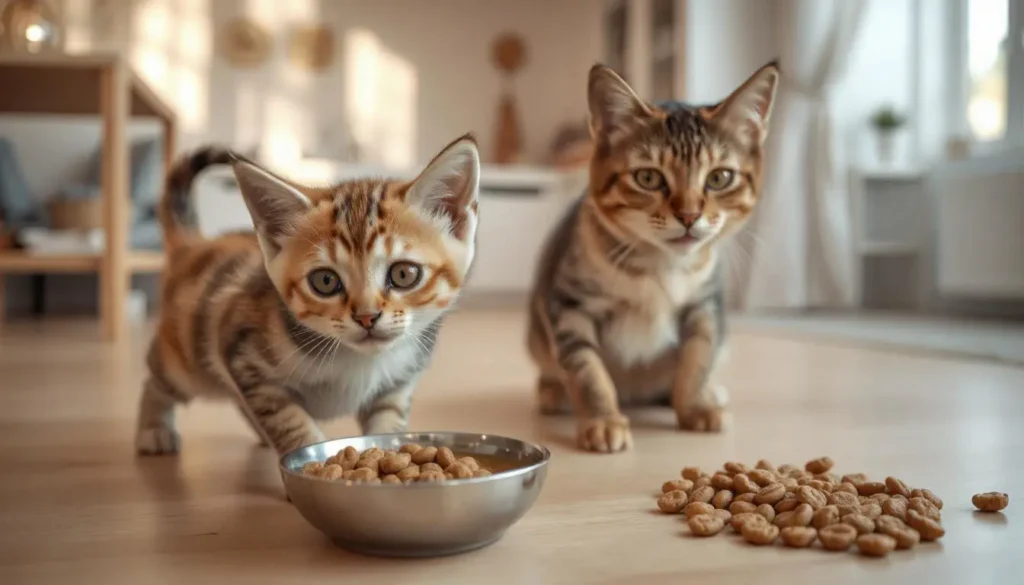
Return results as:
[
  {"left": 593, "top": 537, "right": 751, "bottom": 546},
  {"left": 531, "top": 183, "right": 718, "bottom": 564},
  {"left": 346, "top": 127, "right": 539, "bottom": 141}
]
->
[
  {"left": 526, "top": 62, "right": 779, "bottom": 453},
  {"left": 136, "top": 135, "right": 481, "bottom": 455}
]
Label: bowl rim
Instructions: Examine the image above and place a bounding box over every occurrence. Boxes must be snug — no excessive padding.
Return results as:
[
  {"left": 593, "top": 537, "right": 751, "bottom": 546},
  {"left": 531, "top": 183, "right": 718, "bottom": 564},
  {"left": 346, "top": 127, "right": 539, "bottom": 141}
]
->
[{"left": 278, "top": 431, "right": 552, "bottom": 489}]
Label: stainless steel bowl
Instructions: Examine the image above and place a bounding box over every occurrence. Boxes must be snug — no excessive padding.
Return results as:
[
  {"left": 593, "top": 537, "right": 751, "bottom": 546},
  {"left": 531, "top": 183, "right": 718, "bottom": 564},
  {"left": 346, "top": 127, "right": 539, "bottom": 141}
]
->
[{"left": 279, "top": 431, "right": 551, "bottom": 557}]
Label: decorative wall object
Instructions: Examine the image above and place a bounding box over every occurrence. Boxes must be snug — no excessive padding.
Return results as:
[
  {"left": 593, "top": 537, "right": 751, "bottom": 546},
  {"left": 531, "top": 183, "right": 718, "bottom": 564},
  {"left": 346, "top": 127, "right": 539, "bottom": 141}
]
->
[
  {"left": 219, "top": 18, "right": 272, "bottom": 69},
  {"left": 0, "top": 0, "right": 61, "bottom": 53},
  {"left": 491, "top": 32, "right": 526, "bottom": 165},
  {"left": 289, "top": 25, "right": 334, "bottom": 72}
]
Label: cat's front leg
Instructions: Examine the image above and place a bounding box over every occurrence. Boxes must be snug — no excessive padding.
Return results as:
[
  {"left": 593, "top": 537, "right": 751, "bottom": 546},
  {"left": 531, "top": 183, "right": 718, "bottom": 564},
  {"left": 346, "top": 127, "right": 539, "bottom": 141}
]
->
[
  {"left": 358, "top": 379, "right": 416, "bottom": 435},
  {"left": 240, "top": 385, "right": 325, "bottom": 453},
  {"left": 554, "top": 310, "right": 632, "bottom": 453},
  {"left": 672, "top": 303, "right": 729, "bottom": 433}
]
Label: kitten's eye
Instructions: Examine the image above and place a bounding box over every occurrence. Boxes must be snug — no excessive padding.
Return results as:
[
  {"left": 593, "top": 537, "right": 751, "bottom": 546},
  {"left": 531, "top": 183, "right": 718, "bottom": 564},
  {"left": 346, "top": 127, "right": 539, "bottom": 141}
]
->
[
  {"left": 388, "top": 262, "right": 422, "bottom": 290},
  {"left": 705, "top": 168, "right": 736, "bottom": 192},
  {"left": 307, "top": 268, "right": 344, "bottom": 297},
  {"left": 632, "top": 168, "right": 666, "bottom": 191}
]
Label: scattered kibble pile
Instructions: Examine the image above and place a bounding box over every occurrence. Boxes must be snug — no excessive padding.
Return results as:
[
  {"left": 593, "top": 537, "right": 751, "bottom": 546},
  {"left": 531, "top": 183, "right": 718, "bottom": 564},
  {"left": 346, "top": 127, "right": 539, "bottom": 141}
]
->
[
  {"left": 301, "top": 443, "right": 494, "bottom": 485},
  {"left": 655, "top": 456, "right": 970, "bottom": 558}
]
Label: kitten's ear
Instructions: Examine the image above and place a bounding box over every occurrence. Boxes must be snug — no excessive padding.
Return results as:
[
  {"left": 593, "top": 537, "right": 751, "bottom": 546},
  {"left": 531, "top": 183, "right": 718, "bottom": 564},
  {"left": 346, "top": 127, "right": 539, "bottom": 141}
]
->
[
  {"left": 588, "top": 64, "right": 654, "bottom": 140},
  {"left": 404, "top": 134, "right": 480, "bottom": 241},
  {"left": 711, "top": 60, "right": 780, "bottom": 148},
  {"left": 233, "top": 161, "right": 311, "bottom": 249}
]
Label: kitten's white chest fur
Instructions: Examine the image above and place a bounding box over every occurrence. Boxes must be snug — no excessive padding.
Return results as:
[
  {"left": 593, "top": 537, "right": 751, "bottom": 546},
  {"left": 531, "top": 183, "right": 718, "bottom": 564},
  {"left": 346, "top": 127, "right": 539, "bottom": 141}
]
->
[{"left": 601, "top": 255, "right": 716, "bottom": 367}]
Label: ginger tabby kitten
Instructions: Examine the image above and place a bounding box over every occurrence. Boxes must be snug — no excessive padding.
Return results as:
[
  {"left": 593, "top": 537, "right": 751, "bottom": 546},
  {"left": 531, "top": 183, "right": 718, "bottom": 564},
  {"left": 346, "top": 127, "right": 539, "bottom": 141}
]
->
[
  {"left": 526, "top": 62, "right": 779, "bottom": 452},
  {"left": 136, "top": 135, "right": 480, "bottom": 455}
]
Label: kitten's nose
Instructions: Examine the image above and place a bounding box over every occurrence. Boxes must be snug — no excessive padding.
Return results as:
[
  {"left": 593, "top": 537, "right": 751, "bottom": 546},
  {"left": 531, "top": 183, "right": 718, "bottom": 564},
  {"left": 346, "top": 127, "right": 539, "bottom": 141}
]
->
[
  {"left": 353, "top": 311, "right": 382, "bottom": 330},
  {"left": 676, "top": 212, "right": 701, "bottom": 228}
]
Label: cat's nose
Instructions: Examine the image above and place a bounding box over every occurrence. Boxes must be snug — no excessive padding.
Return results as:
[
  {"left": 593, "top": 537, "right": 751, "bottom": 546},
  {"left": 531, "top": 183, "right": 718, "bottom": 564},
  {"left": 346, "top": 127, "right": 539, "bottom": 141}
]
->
[
  {"left": 353, "top": 311, "right": 382, "bottom": 330},
  {"left": 676, "top": 211, "right": 701, "bottom": 228}
]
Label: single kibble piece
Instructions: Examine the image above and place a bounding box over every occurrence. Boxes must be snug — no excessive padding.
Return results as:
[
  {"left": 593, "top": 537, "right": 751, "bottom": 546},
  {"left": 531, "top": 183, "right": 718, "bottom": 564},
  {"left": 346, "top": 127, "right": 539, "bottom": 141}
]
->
[
  {"left": 361, "top": 447, "right": 385, "bottom": 461},
  {"left": 733, "top": 474, "right": 759, "bottom": 494},
  {"left": 714, "top": 509, "right": 732, "bottom": 523},
  {"left": 712, "top": 490, "right": 734, "bottom": 510},
  {"left": 869, "top": 493, "right": 891, "bottom": 504},
  {"left": 302, "top": 462, "right": 323, "bottom": 475},
  {"left": 816, "top": 473, "right": 841, "bottom": 485},
  {"left": 663, "top": 479, "right": 694, "bottom": 494},
  {"left": 711, "top": 473, "right": 735, "bottom": 490},
  {"left": 379, "top": 452, "right": 413, "bottom": 475},
  {"left": 657, "top": 490, "right": 689, "bottom": 513},
  {"left": 819, "top": 524, "right": 858, "bottom": 551},
  {"left": 341, "top": 469, "right": 355, "bottom": 480},
  {"left": 446, "top": 462, "right": 474, "bottom": 479},
  {"left": 684, "top": 501, "right": 716, "bottom": 518},
  {"left": 842, "top": 473, "right": 868, "bottom": 485},
  {"left": 808, "top": 480, "right": 831, "bottom": 493},
  {"left": 724, "top": 461, "right": 749, "bottom": 476},
  {"left": 730, "top": 512, "right": 766, "bottom": 533},
  {"left": 908, "top": 497, "right": 941, "bottom": 522},
  {"left": 861, "top": 503, "right": 883, "bottom": 520},
  {"left": 755, "top": 503, "right": 776, "bottom": 523},
  {"left": 842, "top": 513, "right": 875, "bottom": 535},
  {"left": 690, "top": 486, "right": 715, "bottom": 504},
  {"left": 458, "top": 456, "right": 480, "bottom": 471},
  {"left": 857, "top": 481, "right": 887, "bottom": 496},
  {"left": 875, "top": 517, "right": 920, "bottom": 550},
  {"left": 396, "top": 465, "right": 421, "bottom": 481},
  {"left": 772, "top": 511, "right": 794, "bottom": 527},
  {"left": 797, "top": 485, "right": 828, "bottom": 510},
  {"left": 398, "top": 443, "right": 421, "bottom": 455},
  {"left": 420, "top": 462, "right": 443, "bottom": 474},
  {"left": 780, "top": 526, "right": 817, "bottom": 548},
  {"left": 693, "top": 476, "right": 713, "bottom": 490},
  {"left": 748, "top": 470, "right": 776, "bottom": 487},
  {"left": 755, "top": 459, "right": 775, "bottom": 471},
  {"left": 805, "top": 456, "right": 835, "bottom": 474},
  {"left": 417, "top": 470, "right": 446, "bottom": 482},
  {"left": 812, "top": 505, "right": 840, "bottom": 529},
  {"left": 473, "top": 469, "right": 492, "bottom": 478},
  {"left": 906, "top": 510, "right": 945, "bottom": 541},
  {"left": 350, "top": 467, "right": 377, "bottom": 482},
  {"left": 775, "top": 497, "right": 800, "bottom": 513},
  {"left": 681, "top": 466, "right": 702, "bottom": 481},
  {"left": 734, "top": 492, "right": 757, "bottom": 504},
  {"left": 754, "top": 483, "right": 787, "bottom": 506},
  {"left": 742, "top": 522, "right": 780, "bottom": 545},
  {"left": 321, "top": 464, "right": 344, "bottom": 480},
  {"left": 688, "top": 514, "right": 726, "bottom": 537},
  {"left": 779, "top": 477, "right": 800, "bottom": 491},
  {"left": 324, "top": 455, "right": 339, "bottom": 466},
  {"left": 730, "top": 501, "right": 757, "bottom": 515},
  {"left": 836, "top": 505, "right": 860, "bottom": 518},
  {"left": 972, "top": 492, "right": 1010, "bottom": 512},
  {"left": 911, "top": 488, "right": 943, "bottom": 510},
  {"left": 881, "top": 497, "right": 908, "bottom": 521},
  {"left": 342, "top": 446, "right": 360, "bottom": 464},
  {"left": 381, "top": 474, "right": 402, "bottom": 485},
  {"left": 885, "top": 476, "right": 911, "bottom": 498},
  {"left": 833, "top": 482, "right": 858, "bottom": 495},
  {"left": 411, "top": 446, "right": 438, "bottom": 465},
  {"left": 790, "top": 503, "right": 814, "bottom": 527},
  {"left": 355, "top": 457, "right": 379, "bottom": 473},
  {"left": 435, "top": 447, "right": 457, "bottom": 469},
  {"left": 857, "top": 533, "right": 897, "bottom": 557},
  {"left": 778, "top": 463, "right": 799, "bottom": 475}
]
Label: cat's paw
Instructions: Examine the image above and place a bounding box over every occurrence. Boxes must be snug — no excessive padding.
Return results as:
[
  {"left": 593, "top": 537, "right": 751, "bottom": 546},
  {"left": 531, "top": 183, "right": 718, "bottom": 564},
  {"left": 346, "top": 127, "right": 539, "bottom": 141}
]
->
[
  {"left": 676, "top": 406, "right": 729, "bottom": 433},
  {"left": 577, "top": 415, "right": 632, "bottom": 453},
  {"left": 135, "top": 426, "right": 181, "bottom": 455}
]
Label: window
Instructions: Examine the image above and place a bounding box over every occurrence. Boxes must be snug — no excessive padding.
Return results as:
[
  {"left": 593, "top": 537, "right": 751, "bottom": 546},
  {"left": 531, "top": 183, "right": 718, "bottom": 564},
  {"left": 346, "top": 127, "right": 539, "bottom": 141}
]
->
[{"left": 957, "top": 0, "right": 1023, "bottom": 147}]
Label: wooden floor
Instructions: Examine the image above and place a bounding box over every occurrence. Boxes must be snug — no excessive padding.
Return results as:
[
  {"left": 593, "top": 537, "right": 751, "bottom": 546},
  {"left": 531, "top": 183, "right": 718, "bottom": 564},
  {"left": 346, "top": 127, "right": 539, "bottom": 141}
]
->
[{"left": 0, "top": 310, "right": 1021, "bottom": 584}]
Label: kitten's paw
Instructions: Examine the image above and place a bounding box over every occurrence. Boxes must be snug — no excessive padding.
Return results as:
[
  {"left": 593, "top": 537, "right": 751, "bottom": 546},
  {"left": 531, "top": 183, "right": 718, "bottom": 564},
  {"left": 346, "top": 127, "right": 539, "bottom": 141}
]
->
[
  {"left": 676, "top": 406, "right": 729, "bottom": 433},
  {"left": 135, "top": 426, "right": 181, "bottom": 455},
  {"left": 577, "top": 415, "right": 632, "bottom": 453}
]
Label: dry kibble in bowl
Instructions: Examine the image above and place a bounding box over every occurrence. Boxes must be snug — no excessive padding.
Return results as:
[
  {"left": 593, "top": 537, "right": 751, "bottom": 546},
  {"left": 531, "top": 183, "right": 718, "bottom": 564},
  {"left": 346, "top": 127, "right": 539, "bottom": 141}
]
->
[
  {"left": 301, "top": 443, "right": 504, "bottom": 485},
  {"left": 411, "top": 446, "right": 438, "bottom": 465},
  {"left": 972, "top": 492, "right": 1010, "bottom": 512}
]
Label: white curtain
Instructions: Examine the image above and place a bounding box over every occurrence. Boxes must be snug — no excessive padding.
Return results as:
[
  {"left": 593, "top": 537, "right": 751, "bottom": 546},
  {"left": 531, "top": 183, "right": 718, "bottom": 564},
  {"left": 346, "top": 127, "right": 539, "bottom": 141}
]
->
[{"left": 738, "top": 0, "right": 867, "bottom": 310}]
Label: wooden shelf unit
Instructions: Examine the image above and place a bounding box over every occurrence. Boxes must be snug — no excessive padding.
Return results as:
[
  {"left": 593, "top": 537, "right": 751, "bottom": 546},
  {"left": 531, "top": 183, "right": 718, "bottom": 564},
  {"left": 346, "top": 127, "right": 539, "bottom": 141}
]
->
[{"left": 0, "top": 52, "right": 176, "bottom": 342}]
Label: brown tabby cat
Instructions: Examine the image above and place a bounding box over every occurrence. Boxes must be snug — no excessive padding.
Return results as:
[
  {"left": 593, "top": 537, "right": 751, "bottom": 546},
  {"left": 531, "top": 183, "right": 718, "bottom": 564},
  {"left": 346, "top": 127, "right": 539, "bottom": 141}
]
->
[
  {"left": 526, "top": 62, "right": 779, "bottom": 453},
  {"left": 135, "top": 135, "right": 480, "bottom": 455}
]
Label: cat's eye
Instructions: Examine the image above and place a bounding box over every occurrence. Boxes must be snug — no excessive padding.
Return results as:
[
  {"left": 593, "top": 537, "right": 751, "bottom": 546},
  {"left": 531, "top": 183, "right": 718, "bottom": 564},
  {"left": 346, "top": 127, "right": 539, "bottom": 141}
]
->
[
  {"left": 307, "top": 268, "right": 344, "bottom": 297},
  {"left": 388, "top": 261, "right": 422, "bottom": 290},
  {"left": 705, "top": 168, "right": 736, "bottom": 192},
  {"left": 632, "top": 168, "right": 666, "bottom": 191}
]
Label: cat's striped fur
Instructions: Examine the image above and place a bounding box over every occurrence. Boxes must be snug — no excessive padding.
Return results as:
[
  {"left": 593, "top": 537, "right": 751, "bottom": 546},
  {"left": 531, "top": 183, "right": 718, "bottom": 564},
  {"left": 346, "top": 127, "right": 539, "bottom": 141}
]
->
[
  {"left": 136, "top": 135, "right": 481, "bottom": 455},
  {"left": 526, "top": 62, "right": 779, "bottom": 452}
]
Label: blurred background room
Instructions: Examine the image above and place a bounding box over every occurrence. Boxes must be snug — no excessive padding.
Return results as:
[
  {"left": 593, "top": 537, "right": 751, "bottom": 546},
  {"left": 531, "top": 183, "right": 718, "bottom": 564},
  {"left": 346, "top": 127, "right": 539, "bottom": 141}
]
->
[{"left": 0, "top": 0, "right": 1022, "bottom": 358}]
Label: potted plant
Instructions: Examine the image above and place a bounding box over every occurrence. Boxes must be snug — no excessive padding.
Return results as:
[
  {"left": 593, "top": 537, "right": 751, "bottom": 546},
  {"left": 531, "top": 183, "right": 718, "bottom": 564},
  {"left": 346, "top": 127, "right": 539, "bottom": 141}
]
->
[{"left": 869, "top": 106, "right": 907, "bottom": 165}]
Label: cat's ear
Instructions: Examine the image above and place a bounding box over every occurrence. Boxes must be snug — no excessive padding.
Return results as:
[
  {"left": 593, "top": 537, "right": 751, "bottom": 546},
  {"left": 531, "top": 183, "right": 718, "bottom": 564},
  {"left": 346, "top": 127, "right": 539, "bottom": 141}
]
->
[
  {"left": 233, "top": 161, "right": 311, "bottom": 251},
  {"left": 404, "top": 134, "right": 480, "bottom": 241},
  {"left": 710, "top": 60, "right": 780, "bottom": 148},
  {"left": 588, "top": 64, "right": 654, "bottom": 140}
]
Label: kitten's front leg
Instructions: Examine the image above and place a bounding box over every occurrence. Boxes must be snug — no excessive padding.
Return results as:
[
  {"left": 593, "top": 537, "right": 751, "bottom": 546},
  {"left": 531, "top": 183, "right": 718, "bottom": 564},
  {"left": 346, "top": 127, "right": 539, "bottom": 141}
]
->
[
  {"left": 240, "top": 385, "right": 324, "bottom": 453},
  {"left": 672, "top": 304, "right": 729, "bottom": 433},
  {"left": 358, "top": 379, "right": 416, "bottom": 435},
  {"left": 554, "top": 310, "right": 632, "bottom": 453}
]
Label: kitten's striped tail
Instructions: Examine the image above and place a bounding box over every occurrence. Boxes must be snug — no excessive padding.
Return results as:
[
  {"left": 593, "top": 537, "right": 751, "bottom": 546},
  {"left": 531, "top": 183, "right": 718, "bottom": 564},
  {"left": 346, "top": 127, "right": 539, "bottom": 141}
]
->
[{"left": 159, "top": 145, "right": 245, "bottom": 250}]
